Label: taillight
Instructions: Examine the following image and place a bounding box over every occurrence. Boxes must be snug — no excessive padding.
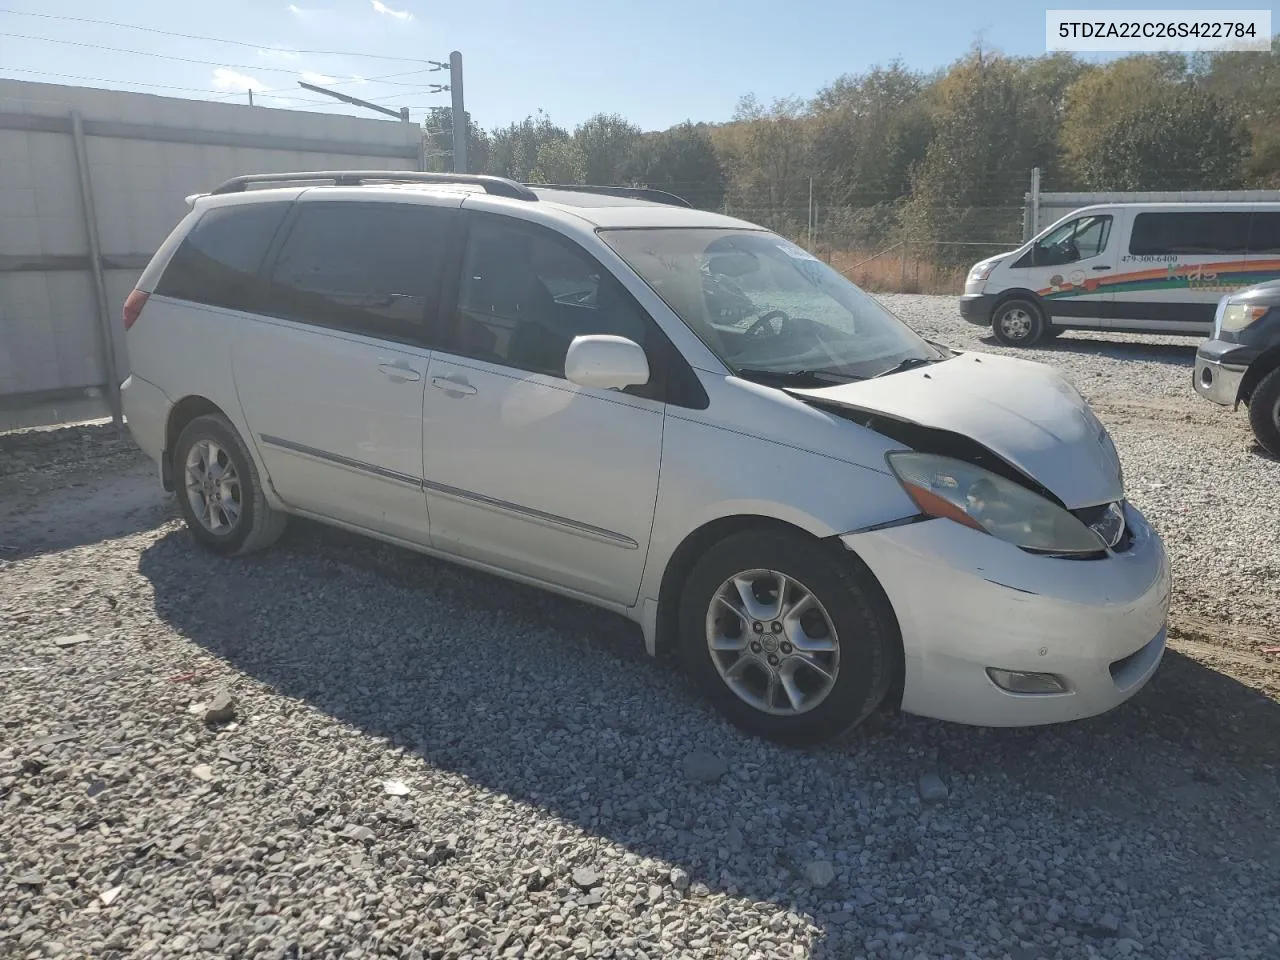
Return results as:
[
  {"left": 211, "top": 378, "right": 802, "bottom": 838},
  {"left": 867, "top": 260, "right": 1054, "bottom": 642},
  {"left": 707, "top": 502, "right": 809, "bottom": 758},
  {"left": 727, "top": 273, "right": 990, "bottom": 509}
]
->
[{"left": 123, "top": 289, "right": 150, "bottom": 331}]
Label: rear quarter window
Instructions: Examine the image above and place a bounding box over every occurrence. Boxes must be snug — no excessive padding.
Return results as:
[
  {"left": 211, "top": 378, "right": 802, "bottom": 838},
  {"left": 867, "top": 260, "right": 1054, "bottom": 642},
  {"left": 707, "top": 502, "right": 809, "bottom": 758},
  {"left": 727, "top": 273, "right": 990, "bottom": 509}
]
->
[
  {"left": 1129, "top": 212, "right": 1252, "bottom": 256},
  {"left": 154, "top": 203, "right": 290, "bottom": 311}
]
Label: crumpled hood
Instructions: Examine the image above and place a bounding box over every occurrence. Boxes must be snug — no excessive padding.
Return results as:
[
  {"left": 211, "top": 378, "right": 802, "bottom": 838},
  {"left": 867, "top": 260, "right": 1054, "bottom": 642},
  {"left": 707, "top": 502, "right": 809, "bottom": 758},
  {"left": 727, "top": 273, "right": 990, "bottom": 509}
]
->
[{"left": 791, "top": 352, "right": 1124, "bottom": 509}]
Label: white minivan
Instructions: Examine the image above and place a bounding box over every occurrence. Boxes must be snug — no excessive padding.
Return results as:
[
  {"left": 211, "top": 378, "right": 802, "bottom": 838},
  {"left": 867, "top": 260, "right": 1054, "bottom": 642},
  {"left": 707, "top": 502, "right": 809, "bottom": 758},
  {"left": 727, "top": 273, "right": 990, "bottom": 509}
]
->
[
  {"left": 962, "top": 202, "right": 1280, "bottom": 346},
  {"left": 121, "top": 171, "right": 1170, "bottom": 746}
]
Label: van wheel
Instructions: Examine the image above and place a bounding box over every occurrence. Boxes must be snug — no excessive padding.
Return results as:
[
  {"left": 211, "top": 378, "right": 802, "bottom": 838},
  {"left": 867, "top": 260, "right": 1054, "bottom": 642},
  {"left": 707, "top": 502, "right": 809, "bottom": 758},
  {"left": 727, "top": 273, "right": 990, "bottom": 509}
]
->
[
  {"left": 678, "top": 528, "right": 896, "bottom": 746},
  {"left": 991, "top": 299, "right": 1046, "bottom": 347},
  {"left": 1247, "top": 367, "right": 1280, "bottom": 457},
  {"left": 174, "top": 414, "right": 287, "bottom": 556}
]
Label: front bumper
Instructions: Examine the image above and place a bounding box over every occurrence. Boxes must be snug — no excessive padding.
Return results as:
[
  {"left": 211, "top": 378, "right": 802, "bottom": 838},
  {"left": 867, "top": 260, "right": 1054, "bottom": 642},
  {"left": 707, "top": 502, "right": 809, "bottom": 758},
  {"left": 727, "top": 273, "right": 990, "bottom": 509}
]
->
[
  {"left": 959, "top": 292, "right": 996, "bottom": 326},
  {"left": 1192, "top": 340, "right": 1256, "bottom": 408},
  {"left": 842, "top": 502, "right": 1170, "bottom": 727}
]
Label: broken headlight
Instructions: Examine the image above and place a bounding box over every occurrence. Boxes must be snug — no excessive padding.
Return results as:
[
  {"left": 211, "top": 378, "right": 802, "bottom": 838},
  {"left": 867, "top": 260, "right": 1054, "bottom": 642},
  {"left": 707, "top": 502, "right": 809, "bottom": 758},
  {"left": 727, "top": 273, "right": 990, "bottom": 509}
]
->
[{"left": 886, "top": 452, "right": 1106, "bottom": 556}]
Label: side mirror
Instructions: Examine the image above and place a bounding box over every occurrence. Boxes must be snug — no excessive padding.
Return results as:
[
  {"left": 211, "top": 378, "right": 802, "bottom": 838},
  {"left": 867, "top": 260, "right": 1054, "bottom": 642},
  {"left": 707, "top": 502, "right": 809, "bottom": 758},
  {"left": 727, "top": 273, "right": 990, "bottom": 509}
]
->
[{"left": 564, "top": 335, "right": 650, "bottom": 390}]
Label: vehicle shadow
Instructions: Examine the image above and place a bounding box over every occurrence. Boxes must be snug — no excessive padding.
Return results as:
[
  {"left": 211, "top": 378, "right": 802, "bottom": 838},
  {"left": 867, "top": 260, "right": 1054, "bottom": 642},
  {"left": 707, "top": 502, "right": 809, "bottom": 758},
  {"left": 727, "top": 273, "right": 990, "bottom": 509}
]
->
[
  {"left": 138, "top": 520, "right": 1280, "bottom": 958},
  {"left": 977, "top": 333, "right": 1199, "bottom": 366}
]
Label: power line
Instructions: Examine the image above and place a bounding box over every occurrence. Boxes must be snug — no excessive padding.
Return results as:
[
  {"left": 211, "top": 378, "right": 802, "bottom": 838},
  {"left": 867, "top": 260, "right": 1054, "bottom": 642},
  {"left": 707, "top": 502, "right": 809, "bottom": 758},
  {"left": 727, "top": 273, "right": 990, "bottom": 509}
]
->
[
  {"left": 0, "top": 66, "right": 337, "bottom": 104},
  {"left": 0, "top": 8, "right": 433, "bottom": 64},
  {"left": 0, "top": 32, "right": 434, "bottom": 82}
]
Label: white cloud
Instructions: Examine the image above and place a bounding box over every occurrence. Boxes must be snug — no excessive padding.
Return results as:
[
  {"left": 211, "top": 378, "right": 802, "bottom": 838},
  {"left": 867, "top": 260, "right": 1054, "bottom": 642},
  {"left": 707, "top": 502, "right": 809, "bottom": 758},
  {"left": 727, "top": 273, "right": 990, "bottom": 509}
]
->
[
  {"left": 371, "top": 0, "right": 413, "bottom": 21},
  {"left": 300, "top": 70, "right": 337, "bottom": 85},
  {"left": 258, "top": 46, "right": 302, "bottom": 61},
  {"left": 287, "top": 4, "right": 313, "bottom": 19},
  {"left": 211, "top": 68, "right": 267, "bottom": 93}
]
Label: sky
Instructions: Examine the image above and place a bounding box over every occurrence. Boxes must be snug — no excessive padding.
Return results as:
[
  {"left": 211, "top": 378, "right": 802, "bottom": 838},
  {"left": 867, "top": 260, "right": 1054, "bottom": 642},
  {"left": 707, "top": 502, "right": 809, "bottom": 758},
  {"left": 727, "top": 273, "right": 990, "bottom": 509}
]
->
[{"left": 0, "top": 1, "right": 1276, "bottom": 133}]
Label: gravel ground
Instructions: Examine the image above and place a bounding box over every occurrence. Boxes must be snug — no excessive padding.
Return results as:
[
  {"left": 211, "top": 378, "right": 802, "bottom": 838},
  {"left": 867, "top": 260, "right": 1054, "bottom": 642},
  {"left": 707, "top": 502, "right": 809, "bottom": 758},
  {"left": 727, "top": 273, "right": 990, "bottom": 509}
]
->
[{"left": 2, "top": 296, "right": 1279, "bottom": 960}]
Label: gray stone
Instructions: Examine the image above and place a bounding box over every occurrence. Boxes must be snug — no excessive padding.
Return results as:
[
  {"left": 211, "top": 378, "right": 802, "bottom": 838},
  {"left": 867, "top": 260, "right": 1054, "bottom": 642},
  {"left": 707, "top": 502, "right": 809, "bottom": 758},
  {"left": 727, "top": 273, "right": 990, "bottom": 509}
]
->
[
  {"left": 681, "top": 749, "right": 729, "bottom": 784},
  {"left": 203, "top": 688, "right": 236, "bottom": 724},
  {"left": 669, "top": 867, "right": 691, "bottom": 891},
  {"left": 917, "top": 772, "right": 949, "bottom": 803},
  {"left": 53, "top": 633, "right": 91, "bottom": 648},
  {"left": 341, "top": 823, "right": 376, "bottom": 844},
  {"left": 804, "top": 860, "right": 836, "bottom": 888},
  {"left": 572, "top": 867, "right": 600, "bottom": 891}
]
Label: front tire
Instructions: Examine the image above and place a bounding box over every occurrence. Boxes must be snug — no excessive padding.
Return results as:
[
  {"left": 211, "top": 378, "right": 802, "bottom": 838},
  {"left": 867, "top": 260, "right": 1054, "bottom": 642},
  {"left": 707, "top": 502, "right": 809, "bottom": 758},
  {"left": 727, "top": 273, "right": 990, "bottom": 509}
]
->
[
  {"left": 174, "top": 414, "right": 286, "bottom": 556},
  {"left": 991, "top": 298, "right": 1046, "bottom": 347},
  {"left": 1247, "top": 367, "right": 1280, "bottom": 457},
  {"left": 678, "top": 528, "right": 897, "bottom": 746}
]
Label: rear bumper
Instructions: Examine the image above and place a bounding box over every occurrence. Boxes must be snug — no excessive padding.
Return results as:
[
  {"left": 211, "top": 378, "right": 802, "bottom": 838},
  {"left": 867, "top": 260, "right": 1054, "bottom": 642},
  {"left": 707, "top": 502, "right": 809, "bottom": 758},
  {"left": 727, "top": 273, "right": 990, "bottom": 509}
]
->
[
  {"left": 959, "top": 293, "right": 996, "bottom": 326},
  {"left": 842, "top": 502, "right": 1170, "bottom": 727},
  {"left": 120, "top": 374, "right": 171, "bottom": 472}
]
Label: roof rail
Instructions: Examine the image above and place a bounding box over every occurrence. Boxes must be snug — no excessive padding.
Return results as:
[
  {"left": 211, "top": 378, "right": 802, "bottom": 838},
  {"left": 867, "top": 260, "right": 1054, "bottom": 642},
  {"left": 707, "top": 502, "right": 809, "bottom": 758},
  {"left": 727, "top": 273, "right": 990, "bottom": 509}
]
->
[
  {"left": 525, "top": 183, "right": 694, "bottom": 209},
  {"left": 209, "top": 170, "right": 538, "bottom": 201}
]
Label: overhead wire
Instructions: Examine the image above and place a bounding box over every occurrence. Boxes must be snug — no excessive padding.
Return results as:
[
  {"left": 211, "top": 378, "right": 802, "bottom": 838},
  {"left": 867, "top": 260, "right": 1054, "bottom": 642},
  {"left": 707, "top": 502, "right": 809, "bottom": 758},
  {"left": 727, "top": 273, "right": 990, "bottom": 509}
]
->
[{"left": 0, "top": 8, "right": 435, "bottom": 64}]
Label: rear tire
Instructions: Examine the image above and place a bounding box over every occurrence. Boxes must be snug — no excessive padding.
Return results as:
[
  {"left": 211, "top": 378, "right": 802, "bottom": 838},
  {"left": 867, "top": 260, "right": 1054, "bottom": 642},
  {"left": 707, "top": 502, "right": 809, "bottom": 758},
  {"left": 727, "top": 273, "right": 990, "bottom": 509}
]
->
[
  {"left": 173, "top": 414, "right": 286, "bottom": 556},
  {"left": 678, "top": 528, "right": 897, "bottom": 746},
  {"left": 991, "top": 298, "right": 1047, "bottom": 347},
  {"left": 1247, "top": 367, "right": 1280, "bottom": 458}
]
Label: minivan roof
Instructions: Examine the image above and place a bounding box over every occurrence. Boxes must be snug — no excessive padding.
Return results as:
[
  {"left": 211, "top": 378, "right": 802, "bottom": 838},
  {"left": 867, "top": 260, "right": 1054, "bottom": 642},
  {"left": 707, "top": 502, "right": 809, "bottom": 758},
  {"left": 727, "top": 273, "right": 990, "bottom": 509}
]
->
[{"left": 193, "top": 172, "right": 762, "bottom": 231}]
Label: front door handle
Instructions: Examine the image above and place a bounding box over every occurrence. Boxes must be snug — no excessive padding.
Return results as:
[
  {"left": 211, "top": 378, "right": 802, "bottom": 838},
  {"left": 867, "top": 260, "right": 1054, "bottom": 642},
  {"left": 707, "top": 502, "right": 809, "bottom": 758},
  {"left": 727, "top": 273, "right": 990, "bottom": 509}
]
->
[
  {"left": 378, "top": 361, "right": 422, "bottom": 383},
  {"left": 430, "top": 375, "right": 477, "bottom": 397},
  {"left": 1092, "top": 265, "right": 1112, "bottom": 271}
]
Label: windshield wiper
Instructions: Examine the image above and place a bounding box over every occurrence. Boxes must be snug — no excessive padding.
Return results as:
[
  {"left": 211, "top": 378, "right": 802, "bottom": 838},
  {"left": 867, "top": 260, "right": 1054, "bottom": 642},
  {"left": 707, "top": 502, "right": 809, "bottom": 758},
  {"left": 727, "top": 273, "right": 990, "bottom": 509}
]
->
[
  {"left": 734, "top": 368, "right": 861, "bottom": 386},
  {"left": 873, "top": 356, "right": 936, "bottom": 378}
]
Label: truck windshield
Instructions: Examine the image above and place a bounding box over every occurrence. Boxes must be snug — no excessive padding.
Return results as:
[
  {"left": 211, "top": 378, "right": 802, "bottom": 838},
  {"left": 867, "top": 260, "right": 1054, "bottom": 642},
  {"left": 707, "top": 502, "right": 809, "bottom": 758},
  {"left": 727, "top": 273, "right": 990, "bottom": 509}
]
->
[{"left": 599, "top": 227, "right": 941, "bottom": 382}]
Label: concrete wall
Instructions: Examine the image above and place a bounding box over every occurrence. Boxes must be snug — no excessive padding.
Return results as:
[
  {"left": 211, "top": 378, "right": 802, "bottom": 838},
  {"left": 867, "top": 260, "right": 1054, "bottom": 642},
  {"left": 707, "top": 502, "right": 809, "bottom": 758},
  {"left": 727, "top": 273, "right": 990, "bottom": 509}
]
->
[{"left": 0, "top": 80, "right": 422, "bottom": 428}]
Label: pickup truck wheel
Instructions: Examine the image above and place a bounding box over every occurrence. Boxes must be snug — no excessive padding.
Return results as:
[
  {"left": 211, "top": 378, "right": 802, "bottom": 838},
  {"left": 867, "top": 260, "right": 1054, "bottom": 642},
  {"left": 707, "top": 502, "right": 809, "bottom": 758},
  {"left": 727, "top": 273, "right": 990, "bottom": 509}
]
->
[
  {"left": 678, "top": 529, "right": 896, "bottom": 746},
  {"left": 1248, "top": 367, "right": 1280, "bottom": 457},
  {"left": 991, "top": 299, "right": 1046, "bottom": 347}
]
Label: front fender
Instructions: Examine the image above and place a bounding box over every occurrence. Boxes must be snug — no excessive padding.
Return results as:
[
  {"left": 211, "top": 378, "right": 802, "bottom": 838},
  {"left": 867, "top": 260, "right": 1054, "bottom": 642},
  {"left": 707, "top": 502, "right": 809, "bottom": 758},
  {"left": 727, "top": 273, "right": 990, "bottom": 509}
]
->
[{"left": 637, "top": 411, "right": 917, "bottom": 608}]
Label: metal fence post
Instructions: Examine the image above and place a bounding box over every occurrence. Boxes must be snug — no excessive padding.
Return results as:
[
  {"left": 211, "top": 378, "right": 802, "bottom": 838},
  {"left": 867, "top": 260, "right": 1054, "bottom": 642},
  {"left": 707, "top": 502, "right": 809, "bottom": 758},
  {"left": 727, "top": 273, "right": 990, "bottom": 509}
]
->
[
  {"left": 900, "top": 238, "right": 908, "bottom": 289},
  {"left": 1030, "top": 166, "right": 1042, "bottom": 236},
  {"left": 71, "top": 109, "right": 122, "bottom": 426}
]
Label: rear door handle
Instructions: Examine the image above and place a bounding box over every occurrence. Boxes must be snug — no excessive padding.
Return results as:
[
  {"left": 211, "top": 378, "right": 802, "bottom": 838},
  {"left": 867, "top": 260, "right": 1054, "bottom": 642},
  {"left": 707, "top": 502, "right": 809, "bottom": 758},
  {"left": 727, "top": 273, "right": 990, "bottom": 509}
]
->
[
  {"left": 378, "top": 361, "right": 422, "bottom": 383},
  {"left": 1092, "top": 265, "right": 1112, "bottom": 271},
  {"left": 430, "top": 375, "right": 477, "bottom": 397}
]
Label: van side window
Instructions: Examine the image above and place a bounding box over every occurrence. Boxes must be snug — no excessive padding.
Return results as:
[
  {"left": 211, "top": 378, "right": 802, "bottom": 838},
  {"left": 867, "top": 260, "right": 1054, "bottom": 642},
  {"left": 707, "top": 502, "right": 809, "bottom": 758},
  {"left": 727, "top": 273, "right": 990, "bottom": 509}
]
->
[
  {"left": 264, "top": 202, "right": 450, "bottom": 345},
  {"left": 1248, "top": 212, "right": 1280, "bottom": 254},
  {"left": 1129, "top": 212, "right": 1252, "bottom": 256},
  {"left": 1029, "top": 214, "right": 1112, "bottom": 267},
  {"left": 451, "top": 216, "right": 652, "bottom": 380},
  {"left": 154, "top": 203, "right": 289, "bottom": 311}
]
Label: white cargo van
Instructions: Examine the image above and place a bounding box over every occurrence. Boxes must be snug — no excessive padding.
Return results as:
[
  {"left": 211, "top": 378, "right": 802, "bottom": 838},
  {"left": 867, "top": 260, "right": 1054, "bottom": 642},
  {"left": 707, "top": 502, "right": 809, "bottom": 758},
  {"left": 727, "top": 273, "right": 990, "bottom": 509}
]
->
[{"left": 961, "top": 203, "right": 1280, "bottom": 346}]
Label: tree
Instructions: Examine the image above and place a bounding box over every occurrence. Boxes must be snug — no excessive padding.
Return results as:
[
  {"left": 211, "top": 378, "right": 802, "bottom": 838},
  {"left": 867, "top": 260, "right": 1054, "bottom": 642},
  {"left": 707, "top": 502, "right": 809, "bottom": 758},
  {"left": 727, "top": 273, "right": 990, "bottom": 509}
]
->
[
  {"left": 1072, "top": 86, "right": 1247, "bottom": 190},
  {"left": 810, "top": 62, "right": 932, "bottom": 207},
  {"left": 1058, "top": 55, "right": 1188, "bottom": 187},
  {"left": 712, "top": 95, "right": 814, "bottom": 230},
  {"left": 623, "top": 122, "right": 726, "bottom": 209},
  {"left": 573, "top": 113, "right": 641, "bottom": 185},
  {"left": 530, "top": 139, "right": 586, "bottom": 184},
  {"left": 1197, "top": 39, "right": 1280, "bottom": 186},
  {"left": 487, "top": 111, "right": 571, "bottom": 182},
  {"left": 903, "top": 47, "right": 1054, "bottom": 261},
  {"left": 421, "top": 107, "right": 489, "bottom": 174}
]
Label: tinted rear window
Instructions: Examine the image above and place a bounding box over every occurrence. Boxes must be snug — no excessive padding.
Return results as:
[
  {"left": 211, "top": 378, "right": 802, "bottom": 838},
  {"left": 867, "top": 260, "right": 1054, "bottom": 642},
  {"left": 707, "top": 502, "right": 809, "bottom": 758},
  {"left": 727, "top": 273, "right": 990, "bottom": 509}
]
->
[
  {"left": 155, "top": 203, "right": 289, "bottom": 311},
  {"left": 1248, "top": 212, "right": 1280, "bottom": 255},
  {"left": 1129, "top": 212, "right": 1252, "bottom": 256},
  {"left": 263, "top": 202, "right": 451, "bottom": 344}
]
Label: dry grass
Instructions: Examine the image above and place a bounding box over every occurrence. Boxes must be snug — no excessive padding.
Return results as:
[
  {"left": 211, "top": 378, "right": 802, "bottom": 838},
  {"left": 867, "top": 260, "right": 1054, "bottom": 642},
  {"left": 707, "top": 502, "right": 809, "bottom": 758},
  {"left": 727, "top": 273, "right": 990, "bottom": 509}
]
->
[{"left": 826, "top": 248, "right": 969, "bottom": 295}]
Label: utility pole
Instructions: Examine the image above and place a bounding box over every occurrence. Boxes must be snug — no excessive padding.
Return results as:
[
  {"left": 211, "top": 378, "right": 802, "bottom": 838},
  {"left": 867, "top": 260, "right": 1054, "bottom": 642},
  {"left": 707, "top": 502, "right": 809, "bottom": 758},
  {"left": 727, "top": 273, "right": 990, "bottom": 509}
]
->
[
  {"left": 248, "top": 88, "right": 254, "bottom": 107},
  {"left": 449, "top": 51, "right": 467, "bottom": 173}
]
